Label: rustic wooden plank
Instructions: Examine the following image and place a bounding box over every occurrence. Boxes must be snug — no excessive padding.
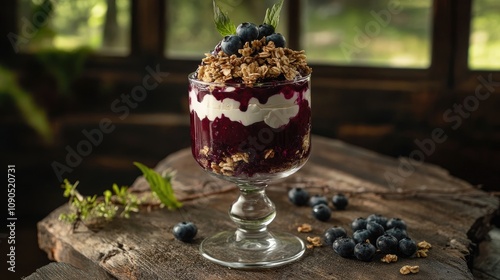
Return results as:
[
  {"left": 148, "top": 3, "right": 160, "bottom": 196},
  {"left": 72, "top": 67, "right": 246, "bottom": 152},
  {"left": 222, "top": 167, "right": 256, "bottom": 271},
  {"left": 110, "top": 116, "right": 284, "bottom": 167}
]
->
[
  {"left": 37, "top": 136, "right": 498, "bottom": 279},
  {"left": 24, "top": 262, "right": 115, "bottom": 280}
]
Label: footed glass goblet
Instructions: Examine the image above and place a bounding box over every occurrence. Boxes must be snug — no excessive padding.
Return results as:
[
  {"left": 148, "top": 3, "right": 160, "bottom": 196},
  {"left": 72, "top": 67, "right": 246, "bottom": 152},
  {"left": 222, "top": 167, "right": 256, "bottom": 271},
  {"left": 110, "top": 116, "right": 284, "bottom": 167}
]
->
[{"left": 188, "top": 73, "right": 311, "bottom": 268}]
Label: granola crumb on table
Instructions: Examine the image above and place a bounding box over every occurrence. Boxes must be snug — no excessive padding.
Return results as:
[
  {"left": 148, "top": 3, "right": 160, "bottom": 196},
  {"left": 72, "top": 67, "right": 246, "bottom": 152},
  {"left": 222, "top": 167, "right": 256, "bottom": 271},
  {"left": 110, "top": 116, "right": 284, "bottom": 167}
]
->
[
  {"left": 306, "top": 236, "right": 322, "bottom": 249},
  {"left": 416, "top": 240, "right": 432, "bottom": 258},
  {"left": 297, "top": 223, "right": 312, "bottom": 233},
  {"left": 417, "top": 240, "right": 432, "bottom": 250},
  {"left": 400, "top": 265, "right": 420, "bottom": 275},
  {"left": 380, "top": 254, "right": 398, "bottom": 263},
  {"left": 416, "top": 249, "right": 428, "bottom": 258}
]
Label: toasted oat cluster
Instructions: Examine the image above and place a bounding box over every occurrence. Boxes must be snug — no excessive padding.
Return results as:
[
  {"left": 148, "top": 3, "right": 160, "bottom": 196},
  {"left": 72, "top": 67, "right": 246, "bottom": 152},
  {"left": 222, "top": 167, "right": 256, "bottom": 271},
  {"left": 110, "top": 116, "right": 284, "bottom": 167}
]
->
[
  {"left": 306, "top": 236, "right": 322, "bottom": 249},
  {"left": 209, "top": 152, "right": 250, "bottom": 176},
  {"left": 380, "top": 254, "right": 398, "bottom": 263},
  {"left": 416, "top": 240, "right": 432, "bottom": 258},
  {"left": 400, "top": 265, "right": 419, "bottom": 275},
  {"left": 197, "top": 128, "right": 310, "bottom": 176},
  {"left": 196, "top": 38, "right": 312, "bottom": 84},
  {"left": 417, "top": 240, "right": 432, "bottom": 250},
  {"left": 297, "top": 223, "right": 312, "bottom": 233}
]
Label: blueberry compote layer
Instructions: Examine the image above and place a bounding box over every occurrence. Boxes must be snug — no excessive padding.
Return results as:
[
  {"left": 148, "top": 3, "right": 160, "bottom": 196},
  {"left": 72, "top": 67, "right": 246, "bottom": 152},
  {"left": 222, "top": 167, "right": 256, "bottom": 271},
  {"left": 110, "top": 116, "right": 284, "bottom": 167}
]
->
[{"left": 189, "top": 74, "right": 311, "bottom": 178}]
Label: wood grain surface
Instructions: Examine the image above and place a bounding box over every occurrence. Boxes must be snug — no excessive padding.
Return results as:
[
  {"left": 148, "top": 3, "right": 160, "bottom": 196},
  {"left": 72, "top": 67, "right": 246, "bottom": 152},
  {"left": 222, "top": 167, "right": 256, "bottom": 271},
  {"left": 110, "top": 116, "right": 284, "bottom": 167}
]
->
[{"left": 36, "top": 136, "right": 499, "bottom": 279}]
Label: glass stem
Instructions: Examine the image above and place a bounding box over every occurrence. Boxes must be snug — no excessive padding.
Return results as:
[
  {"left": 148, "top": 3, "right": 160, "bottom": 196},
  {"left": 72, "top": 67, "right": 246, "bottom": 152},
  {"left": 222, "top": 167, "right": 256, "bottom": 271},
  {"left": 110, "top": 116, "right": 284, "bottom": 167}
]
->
[{"left": 229, "top": 183, "right": 277, "bottom": 250}]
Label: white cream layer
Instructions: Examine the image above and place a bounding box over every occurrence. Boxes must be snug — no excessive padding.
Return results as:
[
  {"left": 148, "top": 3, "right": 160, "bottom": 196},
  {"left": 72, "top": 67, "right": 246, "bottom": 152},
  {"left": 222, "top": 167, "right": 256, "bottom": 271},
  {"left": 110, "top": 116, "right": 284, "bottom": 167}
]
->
[{"left": 189, "top": 88, "right": 311, "bottom": 129}]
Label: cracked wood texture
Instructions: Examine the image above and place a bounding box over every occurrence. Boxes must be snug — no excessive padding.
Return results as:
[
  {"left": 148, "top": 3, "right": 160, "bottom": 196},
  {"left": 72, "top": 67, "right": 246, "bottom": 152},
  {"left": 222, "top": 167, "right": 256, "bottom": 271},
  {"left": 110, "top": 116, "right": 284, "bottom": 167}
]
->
[{"left": 36, "top": 136, "right": 498, "bottom": 280}]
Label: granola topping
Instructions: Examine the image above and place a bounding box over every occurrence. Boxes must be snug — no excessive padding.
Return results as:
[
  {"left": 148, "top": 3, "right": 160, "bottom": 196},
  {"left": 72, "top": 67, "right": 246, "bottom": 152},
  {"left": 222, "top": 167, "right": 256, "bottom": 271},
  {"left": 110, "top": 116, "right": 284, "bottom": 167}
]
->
[{"left": 196, "top": 39, "right": 312, "bottom": 85}]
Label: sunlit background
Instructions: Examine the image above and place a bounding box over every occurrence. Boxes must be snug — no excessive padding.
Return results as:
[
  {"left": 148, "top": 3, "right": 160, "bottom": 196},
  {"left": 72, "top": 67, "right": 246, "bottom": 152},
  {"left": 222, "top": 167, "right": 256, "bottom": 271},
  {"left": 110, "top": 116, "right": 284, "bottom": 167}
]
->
[{"left": 15, "top": 0, "right": 500, "bottom": 68}]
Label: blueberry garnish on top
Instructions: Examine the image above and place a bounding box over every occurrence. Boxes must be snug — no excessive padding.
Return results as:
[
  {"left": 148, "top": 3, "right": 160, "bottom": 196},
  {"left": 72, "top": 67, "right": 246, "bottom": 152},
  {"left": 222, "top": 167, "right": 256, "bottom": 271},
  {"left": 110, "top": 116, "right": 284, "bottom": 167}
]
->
[
  {"left": 258, "top": 23, "right": 275, "bottom": 39},
  {"left": 212, "top": 22, "right": 286, "bottom": 55},
  {"left": 266, "top": 33, "right": 286, "bottom": 48},
  {"left": 216, "top": 22, "right": 286, "bottom": 55},
  {"left": 212, "top": 0, "right": 286, "bottom": 55},
  {"left": 236, "top": 22, "right": 259, "bottom": 43},
  {"left": 221, "top": 35, "right": 243, "bottom": 56}
]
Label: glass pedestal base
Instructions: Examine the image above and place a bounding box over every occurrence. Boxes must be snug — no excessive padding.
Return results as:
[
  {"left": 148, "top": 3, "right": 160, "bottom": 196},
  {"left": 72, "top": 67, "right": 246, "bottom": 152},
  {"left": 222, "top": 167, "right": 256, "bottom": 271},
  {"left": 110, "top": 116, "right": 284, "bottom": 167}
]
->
[{"left": 200, "top": 230, "right": 305, "bottom": 269}]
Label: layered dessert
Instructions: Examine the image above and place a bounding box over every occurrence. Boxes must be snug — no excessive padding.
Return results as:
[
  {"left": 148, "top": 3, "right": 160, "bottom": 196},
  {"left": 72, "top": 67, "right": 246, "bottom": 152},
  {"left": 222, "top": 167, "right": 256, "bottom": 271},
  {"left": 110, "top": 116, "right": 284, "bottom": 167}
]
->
[{"left": 189, "top": 19, "right": 312, "bottom": 179}]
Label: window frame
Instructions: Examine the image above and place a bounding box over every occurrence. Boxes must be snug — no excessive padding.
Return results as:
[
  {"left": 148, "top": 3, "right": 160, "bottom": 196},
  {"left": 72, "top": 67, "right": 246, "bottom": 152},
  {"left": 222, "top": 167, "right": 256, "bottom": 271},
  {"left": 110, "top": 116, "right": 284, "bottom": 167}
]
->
[
  {"left": 1, "top": 0, "right": 498, "bottom": 91},
  {"left": 454, "top": 0, "right": 500, "bottom": 91}
]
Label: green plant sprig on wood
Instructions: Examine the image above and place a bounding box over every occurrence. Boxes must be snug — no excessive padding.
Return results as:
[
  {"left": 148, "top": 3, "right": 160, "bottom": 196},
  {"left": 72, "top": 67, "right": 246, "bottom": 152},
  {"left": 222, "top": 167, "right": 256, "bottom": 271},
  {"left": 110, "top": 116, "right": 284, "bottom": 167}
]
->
[
  {"left": 59, "top": 162, "right": 182, "bottom": 231},
  {"left": 58, "top": 179, "right": 139, "bottom": 230}
]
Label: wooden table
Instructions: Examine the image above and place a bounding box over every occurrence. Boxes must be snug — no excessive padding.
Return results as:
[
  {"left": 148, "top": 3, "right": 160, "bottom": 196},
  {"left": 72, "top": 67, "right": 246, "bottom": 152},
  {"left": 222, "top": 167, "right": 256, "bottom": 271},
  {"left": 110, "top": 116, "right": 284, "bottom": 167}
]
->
[{"left": 32, "top": 136, "right": 498, "bottom": 279}]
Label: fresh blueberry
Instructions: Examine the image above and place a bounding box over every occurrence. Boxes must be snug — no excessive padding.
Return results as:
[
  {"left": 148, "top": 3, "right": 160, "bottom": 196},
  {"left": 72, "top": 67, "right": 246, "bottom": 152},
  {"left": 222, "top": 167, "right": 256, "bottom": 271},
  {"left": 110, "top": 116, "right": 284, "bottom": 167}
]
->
[
  {"left": 398, "top": 237, "right": 417, "bottom": 257},
  {"left": 351, "top": 217, "right": 367, "bottom": 232},
  {"left": 221, "top": 35, "right": 243, "bottom": 56},
  {"left": 333, "top": 237, "right": 356, "bottom": 258},
  {"left": 376, "top": 233, "right": 399, "bottom": 254},
  {"left": 354, "top": 241, "right": 377, "bottom": 262},
  {"left": 312, "top": 204, "right": 331, "bottom": 222},
  {"left": 309, "top": 194, "right": 328, "bottom": 207},
  {"left": 323, "top": 226, "right": 347, "bottom": 245},
  {"left": 236, "top": 22, "right": 259, "bottom": 43},
  {"left": 172, "top": 222, "right": 197, "bottom": 242},
  {"left": 266, "top": 33, "right": 286, "bottom": 48},
  {"left": 366, "top": 214, "right": 388, "bottom": 228},
  {"left": 288, "top": 187, "right": 310, "bottom": 206},
  {"left": 353, "top": 229, "right": 372, "bottom": 244},
  {"left": 386, "top": 227, "right": 408, "bottom": 241},
  {"left": 366, "top": 221, "right": 385, "bottom": 239},
  {"left": 331, "top": 193, "right": 349, "bottom": 210},
  {"left": 258, "top": 23, "right": 275, "bottom": 39},
  {"left": 386, "top": 218, "right": 407, "bottom": 230}
]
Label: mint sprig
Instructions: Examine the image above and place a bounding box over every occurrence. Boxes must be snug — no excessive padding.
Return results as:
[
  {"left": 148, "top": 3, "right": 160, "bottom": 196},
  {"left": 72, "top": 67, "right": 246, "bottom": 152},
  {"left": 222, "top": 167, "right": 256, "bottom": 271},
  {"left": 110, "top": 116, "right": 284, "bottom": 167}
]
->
[
  {"left": 134, "top": 162, "right": 183, "bottom": 210},
  {"left": 213, "top": 0, "right": 236, "bottom": 36},
  {"left": 263, "top": 0, "right": 285, "bottom": 29}
]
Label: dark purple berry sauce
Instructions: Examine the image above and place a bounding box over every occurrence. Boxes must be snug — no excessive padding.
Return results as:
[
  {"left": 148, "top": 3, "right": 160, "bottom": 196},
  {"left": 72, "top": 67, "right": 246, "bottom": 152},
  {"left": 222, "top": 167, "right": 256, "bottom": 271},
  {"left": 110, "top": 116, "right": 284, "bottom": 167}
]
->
[{"left": 189, "top": 75, "right": 311, "bottom": 178}]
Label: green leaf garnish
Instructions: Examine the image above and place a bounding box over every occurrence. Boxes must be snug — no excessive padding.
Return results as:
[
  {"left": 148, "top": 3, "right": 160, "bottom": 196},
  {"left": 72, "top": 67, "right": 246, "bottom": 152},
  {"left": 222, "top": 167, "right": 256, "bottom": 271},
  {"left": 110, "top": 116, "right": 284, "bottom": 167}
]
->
[
  {"left": 213, "top": 0, "right": 236, "bottom": 36},
  {"left": 134, "top": 162, "right": 183, "bottom": 210},
  {"left": 263, "top": 0, "right": 285, "bottom": 29}
]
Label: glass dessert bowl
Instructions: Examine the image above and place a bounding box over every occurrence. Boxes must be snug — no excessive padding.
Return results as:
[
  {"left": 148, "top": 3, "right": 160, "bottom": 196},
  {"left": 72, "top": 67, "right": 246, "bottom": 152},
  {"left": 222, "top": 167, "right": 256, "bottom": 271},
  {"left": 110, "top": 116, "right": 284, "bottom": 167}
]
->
[{"left": 189, "top": 73, "right": 311, "bottom": 268}]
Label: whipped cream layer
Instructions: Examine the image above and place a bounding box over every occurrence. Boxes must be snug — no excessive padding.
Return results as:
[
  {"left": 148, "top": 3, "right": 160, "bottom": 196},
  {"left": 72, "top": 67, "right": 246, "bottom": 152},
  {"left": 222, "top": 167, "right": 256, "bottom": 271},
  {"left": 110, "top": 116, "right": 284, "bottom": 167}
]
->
[{"left": 189, "top": 88, "right": 311, "bottom": 129}]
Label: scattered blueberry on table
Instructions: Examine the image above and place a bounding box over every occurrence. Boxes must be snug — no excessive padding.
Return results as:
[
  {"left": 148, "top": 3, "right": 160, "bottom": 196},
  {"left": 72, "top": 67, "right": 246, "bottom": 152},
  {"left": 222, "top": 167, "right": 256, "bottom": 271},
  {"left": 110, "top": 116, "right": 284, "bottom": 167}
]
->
[
  {"left": 331, "top": 193, "right": 349, "bottom": 210},
  {"left": 172, "top": 222, "right": 198, "bottom": 242},
  {"left": 288, "top": 187, "right": 310, "bottom": 206},
  {"left": 312, "top": 204, "right": 331, "bottom": 222}
]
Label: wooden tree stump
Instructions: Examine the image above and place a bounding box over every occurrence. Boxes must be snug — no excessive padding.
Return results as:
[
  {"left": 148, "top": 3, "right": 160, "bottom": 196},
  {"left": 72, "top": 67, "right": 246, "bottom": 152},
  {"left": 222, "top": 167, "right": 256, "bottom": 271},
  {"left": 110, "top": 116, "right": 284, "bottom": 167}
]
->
[{"left": 36, "top": 136, "right": 498, "bottom": 279}]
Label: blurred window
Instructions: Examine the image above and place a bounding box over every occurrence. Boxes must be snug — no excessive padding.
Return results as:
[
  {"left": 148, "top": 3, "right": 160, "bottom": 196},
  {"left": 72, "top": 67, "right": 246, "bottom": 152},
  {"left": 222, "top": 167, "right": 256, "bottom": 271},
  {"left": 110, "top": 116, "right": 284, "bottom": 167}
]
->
[
  {"left": 469, "top": 0, "right": 500, "bottom": 70},
  {"left": 165, "top": 0, "right": 288, "bottom": 59},
  {"left": 17, "top": 0, "right": 130, "bottom": 55},
  {"left": 14, "top": 0, "right": 500, "bottom": 72},
  {"left": 304, "top": 0, "right": 432, "bottom": 68}
]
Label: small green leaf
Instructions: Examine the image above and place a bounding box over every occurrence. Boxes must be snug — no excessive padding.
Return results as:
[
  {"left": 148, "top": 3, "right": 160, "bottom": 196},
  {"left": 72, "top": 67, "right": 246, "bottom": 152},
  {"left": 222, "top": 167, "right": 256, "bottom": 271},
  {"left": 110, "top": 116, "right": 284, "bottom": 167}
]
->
[
  {"left": 263, "top": 0, "right": 285, "bottom": 29},
  {"left": 134, "top": 162, "right": 183, "bottom": 210},
  {"left": 103, "top": 190, "right": 112, "bottom": 203},
  {"left": 62, "top": 179, "right": 77, "bottom": 197},
  {"left": 112, "top": 183, "right": 120, "bottom": 195},
  {"left": 213, "top": 0, "right": 236, "bottom": 36}
]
